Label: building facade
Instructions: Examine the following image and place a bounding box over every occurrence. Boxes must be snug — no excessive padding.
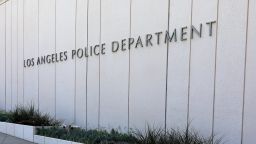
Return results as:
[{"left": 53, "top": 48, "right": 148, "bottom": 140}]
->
[{"left": 0, "top": 0, "right": 255, "bottom": 143}]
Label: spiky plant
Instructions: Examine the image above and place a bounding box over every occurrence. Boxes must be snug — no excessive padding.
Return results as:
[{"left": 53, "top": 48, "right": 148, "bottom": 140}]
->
[
  {"left": 8, "top": 104, "right": 61, "bottom": 126},
  {"left": 132, "top": 125, "right": 223, "bottom": 144}
]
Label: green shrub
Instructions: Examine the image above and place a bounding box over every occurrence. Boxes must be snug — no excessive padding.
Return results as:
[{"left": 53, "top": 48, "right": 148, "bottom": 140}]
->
[
  {"left": 37, "top": 126, "right": 136, "bottom": 144},
  {"left": 0, "top": 110, "right": 9, "bottom": 122},
  {"left": 8, "top": 104, "right": 61, "bottom": 126},
  {"left": 37, "top": 125, "right": 223, "bottom": 144}
]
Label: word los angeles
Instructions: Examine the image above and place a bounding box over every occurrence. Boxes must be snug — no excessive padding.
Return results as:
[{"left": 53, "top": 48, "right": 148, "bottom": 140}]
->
[{"left": 24, "top": 21, "right": 216, "bottom": 68}]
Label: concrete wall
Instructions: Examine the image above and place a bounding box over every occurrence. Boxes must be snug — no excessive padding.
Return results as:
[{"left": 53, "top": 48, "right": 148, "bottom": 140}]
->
[{"left": 0, "top": 0, "right": 255, "bottom": 143}]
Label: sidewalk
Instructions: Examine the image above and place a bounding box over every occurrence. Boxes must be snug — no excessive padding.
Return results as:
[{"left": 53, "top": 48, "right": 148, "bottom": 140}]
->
[{"left": 0, "top": 133, "right": 34, "bottom": 144}]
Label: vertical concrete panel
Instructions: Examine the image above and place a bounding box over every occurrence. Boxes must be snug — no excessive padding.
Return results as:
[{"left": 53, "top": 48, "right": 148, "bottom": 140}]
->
[
  {"left": 87, "top": 0, "right": 100, "bottom": 129},
  {"left": 38, "top": 0, "right": 55, "bottom": 117},
  {"left": 243, "top": 0, "right": 256, "bottom": 143},
  {"left": 189, "top": 0, "right": 217, "bottom": 136},
  {"left": 214, "top": 0, "right": 248, "bottom": 143},
  {"left": 5, "top": 1, "right": 12, "bottom": 111},
  {"left": 75, "top": 0, "right": 88, "bottom": 128},
  {"left": 130, "top": 0, "right": 168, "bottom": 130},
  {"left": 17, "top": 0, "right": 24, "bottom": 106},
  {"left": 11, "top": 0, "right": 18, "bottom": 109},
  {"left": 55, "top": 0, "right": 76, "bottom": 123},
  {"left": 100, "top": 0, "right": 129, "bottom": 131},
  {"left": 167, "top": 0, "right": 192, "bottom": 129},
  {"left": 0, "top": 4, "right": 5, "bottom": 110},
  {"left": 23, "top": 0, "right": 39, "bottom": 108}
]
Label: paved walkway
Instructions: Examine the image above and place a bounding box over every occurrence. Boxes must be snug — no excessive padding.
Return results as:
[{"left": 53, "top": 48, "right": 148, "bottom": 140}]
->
[{"left": 0, "top": 133, "right": 34, "bottom": 144}]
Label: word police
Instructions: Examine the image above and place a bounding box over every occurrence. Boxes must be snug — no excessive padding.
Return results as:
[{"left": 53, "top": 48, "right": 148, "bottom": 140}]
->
[{"left": 24, "top": 21, "right": 216, "bottom": 68}]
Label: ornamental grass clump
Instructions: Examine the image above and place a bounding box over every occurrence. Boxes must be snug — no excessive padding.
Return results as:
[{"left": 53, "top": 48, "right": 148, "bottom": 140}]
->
[
  {"left": 8, "top": 104, "right": 61, "bottom": 126},
  {"left": 133, "top": 125, "right": 222, "bottom": 144}
]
